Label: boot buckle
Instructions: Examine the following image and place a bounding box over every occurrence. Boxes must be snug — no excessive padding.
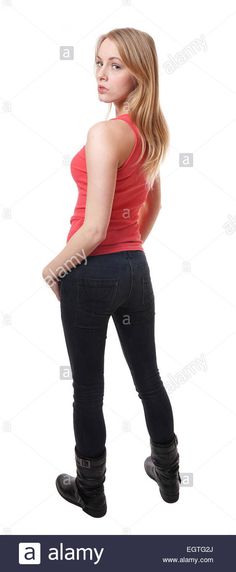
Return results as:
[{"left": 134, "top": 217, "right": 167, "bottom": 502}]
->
[{"left": 77, "top": 458, "right": 91, "bottom": 469}]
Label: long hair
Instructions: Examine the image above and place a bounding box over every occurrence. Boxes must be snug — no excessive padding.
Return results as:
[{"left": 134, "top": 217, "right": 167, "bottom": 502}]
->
[{"left": 94, "top": 27, "right": 170, "bottom": 191}]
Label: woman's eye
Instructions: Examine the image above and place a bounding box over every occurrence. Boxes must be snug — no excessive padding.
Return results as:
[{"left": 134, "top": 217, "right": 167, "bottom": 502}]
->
[{"left": 95, "top": 62, "right": 120, "bottom": 69}]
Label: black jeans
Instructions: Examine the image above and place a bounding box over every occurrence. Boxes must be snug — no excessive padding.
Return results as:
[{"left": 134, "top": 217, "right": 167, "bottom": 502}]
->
[{"left": 59, "top": 250, "right": 174, "bottom": 458}]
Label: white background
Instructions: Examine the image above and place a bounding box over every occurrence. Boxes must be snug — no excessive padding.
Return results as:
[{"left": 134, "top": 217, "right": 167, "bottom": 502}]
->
[{"left": 0, "top": 0, "right": 236, "bottom": 534}]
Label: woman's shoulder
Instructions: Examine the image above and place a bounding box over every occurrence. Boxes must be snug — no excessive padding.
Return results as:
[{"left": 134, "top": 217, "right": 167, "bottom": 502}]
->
[
  {"left": 86, "top": 118, "right": 136, "bottom": 166},
  {"left": 87, "top": 116, "right": 133, "bottom": 136}
]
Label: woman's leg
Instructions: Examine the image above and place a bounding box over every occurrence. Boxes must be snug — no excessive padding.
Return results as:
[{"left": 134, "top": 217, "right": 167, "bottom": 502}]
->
[
  {"left": 111, "top": 264, "right": 174, "bottom": 444},
  {"left": 59, "top": 269, "right": 111, "bottom": 458},
  {"left": 71, "top": 315, "right": 109, "bottom": 458}
]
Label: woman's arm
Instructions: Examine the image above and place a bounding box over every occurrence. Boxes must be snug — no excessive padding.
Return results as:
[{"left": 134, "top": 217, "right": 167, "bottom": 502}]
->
[
  {"left": 42, "top": 224, "right": 105, "bottom": 285},
  {"left": 42, "top": 122, "right": 120, "bottom": 285},
  {"left": 138, "top": 175, "right": 162, "bottom": 242}
]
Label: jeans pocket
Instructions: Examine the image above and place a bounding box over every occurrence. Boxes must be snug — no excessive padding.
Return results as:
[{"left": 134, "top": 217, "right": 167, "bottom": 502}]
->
[
  {"left": 58, "top": 266, "right": 77, "bottom": 298},
  {"left": 76, "top": 277, "right": 119, "bottom": 316}
]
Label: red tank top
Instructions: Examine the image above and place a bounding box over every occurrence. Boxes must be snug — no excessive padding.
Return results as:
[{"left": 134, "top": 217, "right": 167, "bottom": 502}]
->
[{"left": 66, "top": 113, "right": 149, "bottom": 255}]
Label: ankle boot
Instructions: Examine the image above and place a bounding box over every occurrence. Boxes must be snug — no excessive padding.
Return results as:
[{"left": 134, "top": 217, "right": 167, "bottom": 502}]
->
[
  {"left": 144, "top": 433, "right": 181, "bottom": 503},
  {"left": 56, "top": 446, "right": 107, "bottom": 518}
]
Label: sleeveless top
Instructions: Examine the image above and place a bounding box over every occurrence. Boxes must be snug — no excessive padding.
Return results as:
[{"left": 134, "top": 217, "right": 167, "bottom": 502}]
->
[{"left": 66, "top": 113, "right": 149, "bottom": 255}]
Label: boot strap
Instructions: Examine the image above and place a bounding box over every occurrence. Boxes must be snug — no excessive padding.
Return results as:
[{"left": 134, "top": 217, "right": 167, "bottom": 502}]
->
[
  {"left": 77, "top": 458, "right": 91, "bottom": 469},
  {"left": 75, "top": 447, "right": 106, "bottom": 469}
]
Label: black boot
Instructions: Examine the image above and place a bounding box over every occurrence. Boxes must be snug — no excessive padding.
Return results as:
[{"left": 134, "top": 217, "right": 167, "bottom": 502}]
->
[
  {"left": 144, "top": 433, "right": 181, "bottom": 503},
  {"left": 56, "top": 446, "right": 107, "bottom": 518}
]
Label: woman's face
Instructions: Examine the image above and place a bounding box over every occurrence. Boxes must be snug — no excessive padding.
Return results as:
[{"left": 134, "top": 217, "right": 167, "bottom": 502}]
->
[{"left": 95, "top": 37, "right": 136, "bottom": 109}]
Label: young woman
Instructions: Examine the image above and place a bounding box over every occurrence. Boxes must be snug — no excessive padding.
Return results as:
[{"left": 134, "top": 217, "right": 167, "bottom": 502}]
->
[{"left": 42, "top": 27, "right": 181, "bottom": 518}]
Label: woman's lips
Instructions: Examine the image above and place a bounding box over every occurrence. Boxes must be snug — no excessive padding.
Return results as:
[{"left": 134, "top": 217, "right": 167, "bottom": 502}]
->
[{"left": 98, "top": 86, "right": 109, "bottom": 92}]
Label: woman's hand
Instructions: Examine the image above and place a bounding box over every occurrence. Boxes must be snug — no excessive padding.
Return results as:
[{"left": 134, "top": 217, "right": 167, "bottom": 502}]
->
[
  {"left": 42, "top": 267, "right": 61, "bottom": 301},
  {"left": 48, "top": 279, "right": 61, "bottom": 301}
]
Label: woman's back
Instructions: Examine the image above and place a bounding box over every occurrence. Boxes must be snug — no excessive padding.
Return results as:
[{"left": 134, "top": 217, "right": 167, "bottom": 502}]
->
[{"left": 67, "top": 113, "right": 149, "bottom": 255}]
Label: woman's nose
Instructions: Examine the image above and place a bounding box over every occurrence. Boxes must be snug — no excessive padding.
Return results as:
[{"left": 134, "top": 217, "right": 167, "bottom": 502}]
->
[
  {"left": 97, "top": 66, "right": 108, "bottom": 78},
  {"left": 98, "top": 72, "right": 107, "bottom": 80}
]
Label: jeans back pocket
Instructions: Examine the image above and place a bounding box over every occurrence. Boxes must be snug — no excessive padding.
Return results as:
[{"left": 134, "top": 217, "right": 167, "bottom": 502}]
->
[{"left": 76, "top": 277, "right": 119, "bottom": 316}]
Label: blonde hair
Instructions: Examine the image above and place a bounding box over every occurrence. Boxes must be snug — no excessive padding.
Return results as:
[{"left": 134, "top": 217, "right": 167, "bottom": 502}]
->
[{"left": 94, "top": 27, "right": 170, "bottom": 191}]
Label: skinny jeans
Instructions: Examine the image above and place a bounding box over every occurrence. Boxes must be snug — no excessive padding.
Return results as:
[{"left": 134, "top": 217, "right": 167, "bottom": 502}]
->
[{"left": 59, "top": 250, "right": 174, "bottom": 458}]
